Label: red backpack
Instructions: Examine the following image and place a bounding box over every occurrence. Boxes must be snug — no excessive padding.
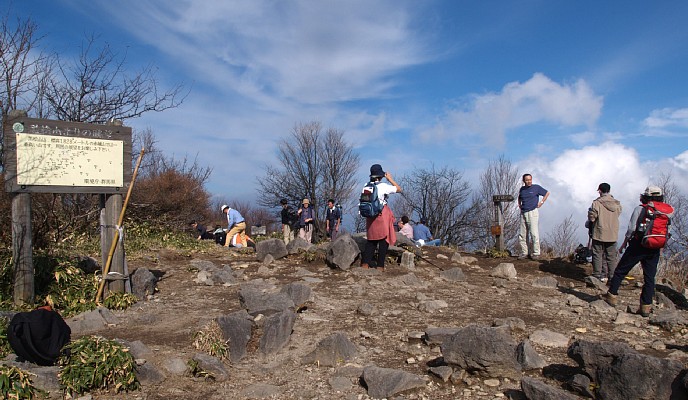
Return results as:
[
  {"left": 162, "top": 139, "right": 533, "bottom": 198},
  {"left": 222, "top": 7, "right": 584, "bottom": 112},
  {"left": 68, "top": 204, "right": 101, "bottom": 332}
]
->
[{"left": 636, "top": 201, "right": 674, "bottom": 249}]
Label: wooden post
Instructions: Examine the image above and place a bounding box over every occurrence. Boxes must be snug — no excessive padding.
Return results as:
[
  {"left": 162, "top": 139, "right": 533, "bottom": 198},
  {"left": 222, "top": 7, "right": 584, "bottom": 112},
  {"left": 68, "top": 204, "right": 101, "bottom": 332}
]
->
[
  {"left": 101, "top": 194, "right": 124, "bottom": 296},
  {"left": 12, "top": 193, "right": 33, "bottom": 305},
  {"left": 491, "top": 195, "right": 515, "bottom": 252}
]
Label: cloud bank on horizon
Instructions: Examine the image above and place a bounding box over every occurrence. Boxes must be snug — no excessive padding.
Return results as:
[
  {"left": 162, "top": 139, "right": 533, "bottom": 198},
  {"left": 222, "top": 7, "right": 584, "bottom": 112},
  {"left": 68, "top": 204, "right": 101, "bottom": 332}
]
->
[{"left": 12, "top": 1, "right": 688, "bottom": 242}]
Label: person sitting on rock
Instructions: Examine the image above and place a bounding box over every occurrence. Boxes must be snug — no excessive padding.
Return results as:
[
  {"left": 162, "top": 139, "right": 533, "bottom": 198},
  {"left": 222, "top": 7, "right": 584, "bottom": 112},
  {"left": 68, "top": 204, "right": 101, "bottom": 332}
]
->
[
  {"left": 398, "top": 216, "right": 414, "bottom": 240},
  {"left": 413, "top": 218, "right": 441, "bottom": 246}
]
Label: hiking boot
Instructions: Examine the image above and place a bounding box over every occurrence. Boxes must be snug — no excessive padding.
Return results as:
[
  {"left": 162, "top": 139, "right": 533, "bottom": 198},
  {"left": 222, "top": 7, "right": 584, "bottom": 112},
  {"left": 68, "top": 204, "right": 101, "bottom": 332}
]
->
[
  {"left": 530, "top": 255, "right": 540, "bottom": 260},
  {"left": 517, "top": 255, "right": 528, "bottom": 260},
  {"left": 638, "top": 304, "right": 651, "bottom": 317},
  {"left": 603, "top": 292, "right": 617, "bottom": 307}
]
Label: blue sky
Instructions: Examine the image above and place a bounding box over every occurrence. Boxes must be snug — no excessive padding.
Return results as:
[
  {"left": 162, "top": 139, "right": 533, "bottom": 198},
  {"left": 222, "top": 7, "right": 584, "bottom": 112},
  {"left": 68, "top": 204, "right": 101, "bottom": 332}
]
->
[{"left": 10, "top": 1, "right": 688, "bottom": 242}]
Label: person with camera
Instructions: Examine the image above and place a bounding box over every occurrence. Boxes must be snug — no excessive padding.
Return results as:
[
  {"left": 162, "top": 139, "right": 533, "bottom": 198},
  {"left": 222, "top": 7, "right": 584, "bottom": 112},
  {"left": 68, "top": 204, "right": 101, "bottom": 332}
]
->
[
  {"left": 587, "top": 183, "right": 622, "bottom": 282},
  {"left": 361, "top": 164, "right": 402, "bottom": 271}
]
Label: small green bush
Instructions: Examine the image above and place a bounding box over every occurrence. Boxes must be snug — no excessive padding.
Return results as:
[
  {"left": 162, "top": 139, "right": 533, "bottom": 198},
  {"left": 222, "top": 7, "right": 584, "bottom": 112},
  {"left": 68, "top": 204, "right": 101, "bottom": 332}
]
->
[
  {"left": 102, "top": 292, "right": 138, "bottom": 310},
  {"left": 0, "top": 317, "right": 11, "bottom": 359},
  {"left": 59, "top": 336, "right": 139, "bottom": 396},
  {"left": 192, "top": 321, "right": 229, "bottom": 360},
  {"left": 0, "top": 364, "right": 43, "bottom": 399}
]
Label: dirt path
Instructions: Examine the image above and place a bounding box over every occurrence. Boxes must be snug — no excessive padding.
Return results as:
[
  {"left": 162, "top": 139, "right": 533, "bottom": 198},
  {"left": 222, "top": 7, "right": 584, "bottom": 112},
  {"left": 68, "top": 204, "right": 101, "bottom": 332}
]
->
[{"left": 88, "top": 244, "right": 679, "bottom": 399}]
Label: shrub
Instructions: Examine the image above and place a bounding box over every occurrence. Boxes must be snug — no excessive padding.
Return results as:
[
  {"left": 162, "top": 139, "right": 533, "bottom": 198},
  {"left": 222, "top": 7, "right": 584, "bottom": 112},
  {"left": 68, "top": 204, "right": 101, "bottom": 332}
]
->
[
  {"left": 0, "top": 317, "right": 11, "bottom": 359},
  {"left": 192, "top": 321, "right": 229, "bottom": 360},
  {"left": 103, "top": 292, "right": 138, "bottom": 310},
  {"left": 59, "top": 336, "right": 139, "bottom": 396},
  {"left": 0, "top": 365, "right": 43, "bottom": 399}
]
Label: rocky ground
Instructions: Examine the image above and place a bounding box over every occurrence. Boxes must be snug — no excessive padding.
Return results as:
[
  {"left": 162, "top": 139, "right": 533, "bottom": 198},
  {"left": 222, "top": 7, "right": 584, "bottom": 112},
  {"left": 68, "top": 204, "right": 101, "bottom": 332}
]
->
[{"left": 43, "top": 240, "right": 688, "bottom": 399}]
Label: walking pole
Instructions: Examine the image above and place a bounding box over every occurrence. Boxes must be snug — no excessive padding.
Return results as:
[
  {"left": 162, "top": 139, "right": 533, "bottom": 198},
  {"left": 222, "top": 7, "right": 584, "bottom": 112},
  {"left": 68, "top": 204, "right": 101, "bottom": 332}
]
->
[{"left": 95, "top": 148, "right": 145, "bottom": 304}]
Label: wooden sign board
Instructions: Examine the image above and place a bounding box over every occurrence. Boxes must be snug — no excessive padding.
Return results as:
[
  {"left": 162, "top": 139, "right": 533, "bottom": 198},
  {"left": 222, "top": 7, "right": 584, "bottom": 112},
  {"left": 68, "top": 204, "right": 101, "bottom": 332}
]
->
[
  {"left": 3, "top": 116, "right": 132, "bottom": 194},
  {"left": 492, "top": 194, "right": 514, "bottom": 203}
]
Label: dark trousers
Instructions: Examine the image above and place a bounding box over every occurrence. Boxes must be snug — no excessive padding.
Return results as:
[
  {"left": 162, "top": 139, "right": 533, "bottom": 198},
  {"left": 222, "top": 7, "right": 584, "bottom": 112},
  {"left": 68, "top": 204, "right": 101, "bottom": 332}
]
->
[
  {"left": 608, "top": 239, "right": 660, "bottom": 305},
  {"left": 362, "top": 239, "right": 389, "bottom": 268},
  {"left": 591, "top": 239, "right": 617, "bottom": 279}
]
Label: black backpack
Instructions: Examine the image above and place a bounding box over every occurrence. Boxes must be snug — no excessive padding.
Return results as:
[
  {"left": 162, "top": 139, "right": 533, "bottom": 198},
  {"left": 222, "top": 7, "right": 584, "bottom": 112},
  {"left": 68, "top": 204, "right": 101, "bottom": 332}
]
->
[{"left": 8, "top": 307, "right": 71, "bottom": 366}]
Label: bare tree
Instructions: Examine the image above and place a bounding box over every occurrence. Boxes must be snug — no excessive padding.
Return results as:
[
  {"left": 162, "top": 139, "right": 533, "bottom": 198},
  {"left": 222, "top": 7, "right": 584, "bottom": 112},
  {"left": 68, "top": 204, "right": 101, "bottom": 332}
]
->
[
  {"left": 396, "top": 165, "right": 473, "bottom": 246},
  {"left": 541, "top": 214, "right": 578, "bottom": 258},
  {"left": 655, "top": 171, "right": 688, "bottom": 285},
  {"left": 258, "top": 121, "right": 360, "bottom": 233},
  {"left": 466, "top": 155, "right": 521, "bottom": 251},
  {"left": 0, "top": 10, "right": 49, "bottom": 164},
  {"left": 40, "top": 35, "right": 187, "bottom": 123}
]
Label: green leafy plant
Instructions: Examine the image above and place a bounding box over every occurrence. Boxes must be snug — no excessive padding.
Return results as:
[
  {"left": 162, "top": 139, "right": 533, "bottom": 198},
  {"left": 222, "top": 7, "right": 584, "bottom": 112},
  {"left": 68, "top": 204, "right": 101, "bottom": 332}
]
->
[
  {"left": 102, "top": 292, "right": 138, "bottom": 310},
  {"left": 192, "top": 321, "right": 229, "bottom": 360},
  {"left": 186, "top": 359, "right": 215, "bottom": 381},
  {"left": 59, "top": 336, "right": 139, "bottom": 396},
  {"left": 38, "top": 257, "right": 98, "bottom": 318},
  {"left": 0, "top": 364, "right": 44, "bottom": 399},
  {"left": 486, "top": 248, "right": 511, "bottom": 258},
  {"left": 0, "top": 317, "right": 12, "bottom": 359}
]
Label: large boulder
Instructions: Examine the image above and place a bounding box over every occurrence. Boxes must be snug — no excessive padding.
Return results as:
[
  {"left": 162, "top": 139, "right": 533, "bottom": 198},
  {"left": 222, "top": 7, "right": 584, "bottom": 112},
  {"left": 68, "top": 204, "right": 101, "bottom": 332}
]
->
[
  {"left": 286, "top": 237, "right": 312, "bottom": 254},
  {"left": 568, "top": 339, "right": 688, "bottom": 400},
  {"left": 255, "top": 238, "right": 288, "bottom": 262},
  {"left": 440, "top": 324, "right": 521, "bottom": 379},
  {"left": 325, "top": 234, "right": 360, "bottom": 270},
  {"left": 301, "top": 332, "right": 358, "bottom": 367}
]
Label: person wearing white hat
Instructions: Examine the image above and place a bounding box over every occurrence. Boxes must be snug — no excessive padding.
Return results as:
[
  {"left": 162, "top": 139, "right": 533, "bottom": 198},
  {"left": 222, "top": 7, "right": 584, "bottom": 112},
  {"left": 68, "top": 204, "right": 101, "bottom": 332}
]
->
[
  {"left": 604, "top": 185, "right": 674, "bottom": 317},
  {"left": 221, "top": 204, "right": 247, "bottom": 247}
]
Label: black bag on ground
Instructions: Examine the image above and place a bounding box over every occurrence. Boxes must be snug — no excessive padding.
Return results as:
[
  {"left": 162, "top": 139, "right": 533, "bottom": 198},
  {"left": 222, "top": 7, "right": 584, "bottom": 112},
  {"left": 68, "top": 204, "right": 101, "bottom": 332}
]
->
[
  {"left": 8, "top": 307, "right": 71, "bottom": 366},
  {"left": 573, "top": 244, "right": 591, "bottom": 264}
]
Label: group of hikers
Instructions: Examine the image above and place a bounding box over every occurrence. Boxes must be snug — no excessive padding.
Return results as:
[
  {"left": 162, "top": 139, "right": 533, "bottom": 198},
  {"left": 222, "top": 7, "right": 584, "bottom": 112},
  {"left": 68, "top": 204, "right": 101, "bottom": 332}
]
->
[
  {"left": 189, "top": 164, "right": 674, "bottom": 318},
  {"left": 358, "top": 165, "right": 674, "bottom": 319},
  {"left": 515, "top": 173, "right": 674, "bottom": 318}
]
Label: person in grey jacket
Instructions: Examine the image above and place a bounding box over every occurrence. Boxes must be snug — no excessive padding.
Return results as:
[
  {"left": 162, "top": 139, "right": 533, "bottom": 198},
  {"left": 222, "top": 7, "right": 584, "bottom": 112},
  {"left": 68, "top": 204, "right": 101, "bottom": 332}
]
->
[{"left": 587, "top": 183, "right": 622, "bottom": 281}]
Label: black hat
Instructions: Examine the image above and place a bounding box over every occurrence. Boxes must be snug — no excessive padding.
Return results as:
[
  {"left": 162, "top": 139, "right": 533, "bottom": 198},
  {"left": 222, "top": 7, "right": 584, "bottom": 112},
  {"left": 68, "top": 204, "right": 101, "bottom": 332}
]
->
[
  {"left": 370, "top": 164, "right": 385, "bottom": 178},
  {"left": 597, "top": 183, "right": 610, "bottom": 193}
]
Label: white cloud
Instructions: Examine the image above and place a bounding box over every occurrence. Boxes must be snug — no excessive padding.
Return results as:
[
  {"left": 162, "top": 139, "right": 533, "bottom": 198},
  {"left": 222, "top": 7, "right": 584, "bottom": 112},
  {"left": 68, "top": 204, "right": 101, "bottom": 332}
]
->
[
  {"left": 568, "top": 130, "right": 596, "bottom": 146},
  {"left": 521, "top": 142, "right": 677, "bottom": 244},
  {"left": 89, "top": 1, "right": 432, "bottom": 106},
  {"left": 421, "top": 73, "right": 603, "bottom": 147},
  {"left": 643, "top": 107, "right": 688, "bottom": 129}
]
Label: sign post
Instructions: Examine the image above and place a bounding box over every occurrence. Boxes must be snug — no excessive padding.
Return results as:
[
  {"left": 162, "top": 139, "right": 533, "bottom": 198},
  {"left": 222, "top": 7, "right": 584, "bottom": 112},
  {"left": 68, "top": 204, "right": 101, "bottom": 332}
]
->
[
  {"left": 3, "top": 112, "right": 132, "bottom": 305},
  {"left": 492, "top": 194, "right": 514, "bottom": 251}
]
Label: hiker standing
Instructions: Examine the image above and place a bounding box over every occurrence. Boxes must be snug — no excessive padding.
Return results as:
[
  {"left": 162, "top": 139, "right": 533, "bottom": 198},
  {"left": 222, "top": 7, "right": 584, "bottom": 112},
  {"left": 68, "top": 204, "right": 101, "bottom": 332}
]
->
[
  {"left": 413, "top": 218, "right": 441, "bottom": 246},
  {"left": 280, "top": 199, "right": 296, "bottom": 245},
  {"left": 604, "top": 186, "right": 674, "bottom": 317},
  {"left": 517, "top": 173, "right": 550, "bottom": 259},
  {"left": 221, "top": 205, "right": 247, "bottom": 247},
  {"left": 587, "top": 183, "right": 622, "bottom": 281},
  {"left": 361, "top": 164, "right": 402, "bottom": 271},
  {"left": 325, "top": 199, "right": 341, "bottom": 241},
  {"left": 297, "top": 198, "right": 314, "bottom": 243}
]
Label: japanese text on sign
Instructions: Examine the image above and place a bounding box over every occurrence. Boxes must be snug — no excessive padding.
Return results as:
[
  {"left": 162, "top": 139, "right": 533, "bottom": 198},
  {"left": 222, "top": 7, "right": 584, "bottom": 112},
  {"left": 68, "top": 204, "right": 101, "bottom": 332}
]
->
[{"left": 16, "top": 133, "right": 123, "bottom": 187}]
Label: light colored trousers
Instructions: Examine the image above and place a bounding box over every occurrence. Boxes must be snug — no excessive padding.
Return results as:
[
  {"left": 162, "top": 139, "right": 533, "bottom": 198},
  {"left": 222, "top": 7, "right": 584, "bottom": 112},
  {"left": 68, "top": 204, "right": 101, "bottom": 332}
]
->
[
  {"left": 299, "top": 225, "right": 312, "bottom": 243},
  {"left": 224, "top": 222, "right": 247, "bottom": 247},
  {"left": 519, "top": 209, "right": 540, "bottom": 256},
  {"left": 282, "top": 224, "right": 294, "bottom": 245}
]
